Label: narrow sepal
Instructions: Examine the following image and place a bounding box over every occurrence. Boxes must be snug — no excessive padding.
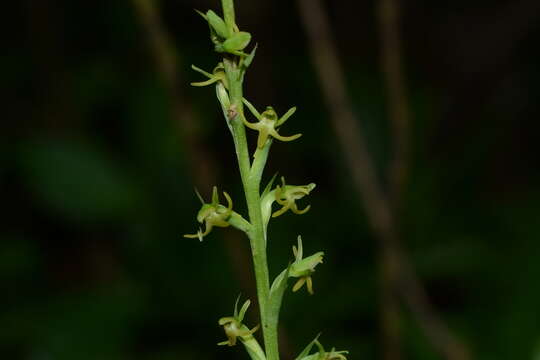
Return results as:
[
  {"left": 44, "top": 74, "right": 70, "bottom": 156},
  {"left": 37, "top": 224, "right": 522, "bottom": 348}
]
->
[
  {"left": 233, "top": 293, "right": 242, "bottom": 318},
  {"left": 238, "top": 299, "right": 251, "bottom": 323},
  {"left": 212, "top": 186, "right": 219, "bottom": 204},
  {"left": 293, "top": 333, "right": 321, "bottom": 360},
  {"left": 191, "top": 64, "right": 213, "bottom": 78},
  {"left": 242, "top": 97, "right": 262, "bottom": 120},
  {"left": 276, "top": 106, "right": 297, "bottom": 126},
  {"left": 194, "top": 9, "right": 207, "bottom": 20}
]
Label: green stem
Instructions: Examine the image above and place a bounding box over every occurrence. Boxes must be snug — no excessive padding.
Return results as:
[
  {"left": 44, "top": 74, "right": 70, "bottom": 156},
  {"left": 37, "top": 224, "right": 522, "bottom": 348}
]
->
[
  {"left": 221, "top": 0, "right": 236, "bottom": 32},
  {"left": 224, "top": 59, "right": 280, "bottom": 360}
]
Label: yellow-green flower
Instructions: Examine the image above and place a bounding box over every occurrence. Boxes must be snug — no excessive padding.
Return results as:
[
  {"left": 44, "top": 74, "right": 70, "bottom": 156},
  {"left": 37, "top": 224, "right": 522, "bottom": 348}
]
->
[
  {"left": 294, "top": 335, "right": 348, "bottom": 360},
  {"left": 273, "top": 177, "right": 316, "bottom": 218},
  {"left": 218, "top": 297, "right": 260, "bottom": 346},
  {"left": 184, "top": 186, "right": 233, "bottom": 241},
  {"left": 289, "top": 236, "right": 324, "bottom": 295},
  {"left": 314, "top": 340, "right": 348, "bottom": 360},
  {"left": 242, "top": 98, "right": 302, "bottom": 149}
]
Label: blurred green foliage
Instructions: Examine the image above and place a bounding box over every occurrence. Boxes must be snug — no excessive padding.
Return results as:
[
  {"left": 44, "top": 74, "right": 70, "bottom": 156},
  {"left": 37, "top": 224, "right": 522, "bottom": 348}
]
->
[{"left": 2, "top": 0, "right": 540, "bottom": 359}]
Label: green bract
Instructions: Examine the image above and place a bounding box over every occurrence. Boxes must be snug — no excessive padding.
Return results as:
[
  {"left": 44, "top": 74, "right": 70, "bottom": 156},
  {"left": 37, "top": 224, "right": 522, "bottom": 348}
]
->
[
  {"left": 188, "top": 1, "right": 349, "bottom": 359},
  {"left": 197, "top": 6, "right": 252, "bottom": 57},
  {"left": 207, "top": 10, "right": 231, "bottom": 39},
  {"left": 219, "top": 31, "right": 252, "bottom": 54}
]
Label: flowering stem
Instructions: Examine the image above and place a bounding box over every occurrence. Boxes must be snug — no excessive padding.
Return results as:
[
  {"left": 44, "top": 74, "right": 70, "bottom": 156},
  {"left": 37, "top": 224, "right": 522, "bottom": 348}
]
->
[
  {"left": 221, "top": 0, "right": 236, "bottom": 33},
  {"left": 188, "top": 1, "right": 343, "bottom": 359},
  {"left": 223, "top": 57, "right": 280, "bottom": 360}
]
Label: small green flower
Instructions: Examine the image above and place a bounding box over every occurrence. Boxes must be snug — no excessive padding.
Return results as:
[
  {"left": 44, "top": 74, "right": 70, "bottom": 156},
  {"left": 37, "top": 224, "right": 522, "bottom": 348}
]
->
[
  {"left": 242, "top": 98, "right": 302, "bottom": 149},
  {"left": 184, "top": 186, "right": 233, "bottom": 241},
  {"left": 273, "top": 177, "right": 316, "bottom": 218},
  {"left": 314, "top": 340, "right": 348, "bottom": 360},
  {"left": 259, "top": 176, "right": 316, "bottom": 230},
  {"left": 289, "top": 236, "right": 324, "bottom": 295},
  {"left": 296, "top": 339, "right": 348, "bottom": 360},
  {"left": 218, "top": 297, "right": 260, "bottom": 346}
]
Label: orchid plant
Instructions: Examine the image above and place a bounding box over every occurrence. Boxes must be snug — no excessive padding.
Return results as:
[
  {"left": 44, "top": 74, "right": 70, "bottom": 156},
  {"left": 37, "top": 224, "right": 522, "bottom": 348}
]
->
[{"left": 185, "top": 1, "right": 348, "bottom": 359}]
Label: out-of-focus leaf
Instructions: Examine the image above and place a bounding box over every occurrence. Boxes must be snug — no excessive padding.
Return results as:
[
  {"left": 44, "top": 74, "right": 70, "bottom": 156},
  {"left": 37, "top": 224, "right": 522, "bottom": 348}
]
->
[
  {"left": 533, "top": 340, "right": 540, "bottom": 360},
  {"left": 0, "top": 236, "right": 39, "bottom": 283},
  {"left": 18, "top": 139, "right": 143, "bottom": 222},
  {"left": 34, "top": 286, "right": 145, "bottom": 360}
]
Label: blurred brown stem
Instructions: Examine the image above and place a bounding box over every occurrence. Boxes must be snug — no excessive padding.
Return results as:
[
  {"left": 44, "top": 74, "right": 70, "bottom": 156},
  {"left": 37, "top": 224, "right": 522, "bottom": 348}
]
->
[
  {"left": 379, "top": 0, "right": 410, "bottom": 209},
  {"left": 131, "top": 0, "right": 214, "bottom": 187},
  {"left": 296, "top": 1, "right": 470, "bottom": 359},
  {"left": 378, "top": 0, "right": 410, "bottom": 358}
]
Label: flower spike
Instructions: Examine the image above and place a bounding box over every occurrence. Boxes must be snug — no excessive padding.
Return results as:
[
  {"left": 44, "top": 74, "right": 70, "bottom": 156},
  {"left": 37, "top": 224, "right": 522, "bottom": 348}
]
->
[
  {"left": 189, "top": 2, "right": 349, "bottom": 359},
  {"left": 272, "top": 177, "right": 316, "bottom": 218},
  {"left": 289, "top": 236, "right": 324, "bottom": 295},
  {"left": 242, "top": 99, "right": 302, "bottom": 149},
  {"left": 184, "top": 186, "right": 234, "bottom": 241}
]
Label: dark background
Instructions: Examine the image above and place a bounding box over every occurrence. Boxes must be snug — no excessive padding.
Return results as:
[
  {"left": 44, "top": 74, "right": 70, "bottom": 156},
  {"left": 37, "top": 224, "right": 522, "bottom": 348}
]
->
[{"left": 3, "top": 0, "right": 540, "bottom": 359}]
